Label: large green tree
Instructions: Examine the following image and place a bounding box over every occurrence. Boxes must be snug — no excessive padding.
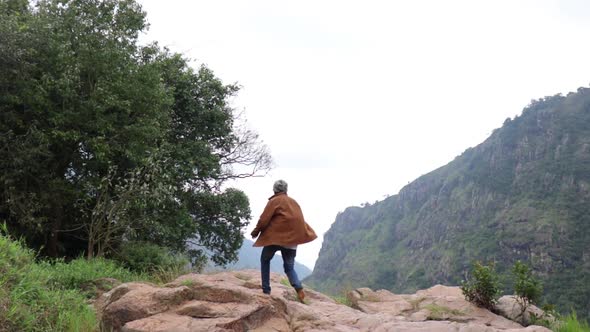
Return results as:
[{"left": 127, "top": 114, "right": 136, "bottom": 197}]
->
[{"left": 0, "top": 0, "right": 271, "bottom": 265}]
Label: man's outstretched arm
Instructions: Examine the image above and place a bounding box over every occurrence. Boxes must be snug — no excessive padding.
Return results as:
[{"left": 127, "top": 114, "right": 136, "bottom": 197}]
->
[{"left": 251, "top": 200, "right": 276, "bottom": 238}]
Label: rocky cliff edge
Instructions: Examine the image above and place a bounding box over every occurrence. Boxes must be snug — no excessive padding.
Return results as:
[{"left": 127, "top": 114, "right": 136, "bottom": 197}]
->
[{"left": 95, "top": 269, "right": 551, "bottom": 332}]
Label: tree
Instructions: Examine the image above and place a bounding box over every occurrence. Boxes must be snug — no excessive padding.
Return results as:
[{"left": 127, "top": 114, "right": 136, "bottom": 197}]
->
[
  {"left": 0, "top": 0, "right": 271, "bottom": 265},
  {"left": 1, "top": 0, "right": 166, "bottom": 257},
  {"left": 120, "top": 47, "right": 271, "bottom": 265}
]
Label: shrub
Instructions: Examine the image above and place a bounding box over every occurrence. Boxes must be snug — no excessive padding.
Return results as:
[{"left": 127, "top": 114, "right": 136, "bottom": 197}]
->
[
  {"left": 461, "top": 261, "right": 502, "bottom": 310},
  {"left": 114, "top": 241, "right": 190, "bottom": 282},
  {"left": 530, "top": 303, "right": 560, "bottom": 328},
  {"left": 512, "top": 260, "right": 543, "bottom": 321},
  {"left": 333, "top": 295, "right": 353, "bottom": 307}
]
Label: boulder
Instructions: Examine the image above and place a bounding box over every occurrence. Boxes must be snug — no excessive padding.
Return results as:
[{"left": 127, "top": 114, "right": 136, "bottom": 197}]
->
[{"left": 496, "top": 295, "right": 554, "bottom": 326}]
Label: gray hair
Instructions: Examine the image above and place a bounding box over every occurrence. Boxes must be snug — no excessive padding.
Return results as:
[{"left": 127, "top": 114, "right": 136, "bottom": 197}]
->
[{"left": 273, "top": 180, "right": 288, "bottom": 193}]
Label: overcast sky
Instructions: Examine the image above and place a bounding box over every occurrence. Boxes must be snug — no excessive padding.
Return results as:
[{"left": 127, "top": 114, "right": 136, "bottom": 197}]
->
[{"left": 137, "top": 0, "right": 590, "bottom": 269}]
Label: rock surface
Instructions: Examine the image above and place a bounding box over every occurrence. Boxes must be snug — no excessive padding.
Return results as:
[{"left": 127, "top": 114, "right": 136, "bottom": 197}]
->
[
  {"left": 96, "top": 270, "right": 552, "bottom": 332},
  {"left": 495, "top": 296, "right": 553, "bottom": 326}
]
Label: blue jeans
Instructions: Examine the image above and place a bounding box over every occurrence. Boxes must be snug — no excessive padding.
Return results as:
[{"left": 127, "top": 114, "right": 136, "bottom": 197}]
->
[{"left": 260, "top": 245, "right": 302, "bottom": 294}]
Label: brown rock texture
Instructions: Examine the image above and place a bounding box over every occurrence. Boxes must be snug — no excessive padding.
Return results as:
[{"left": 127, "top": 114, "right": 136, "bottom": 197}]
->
[{"left": 96, "top": 270, "right": 552, "bottom": 332}]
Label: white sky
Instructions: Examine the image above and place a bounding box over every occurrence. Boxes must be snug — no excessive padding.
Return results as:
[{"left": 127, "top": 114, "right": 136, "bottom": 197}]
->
[{"left": 137, "top": 0, "right": 590, "bottom": 270}]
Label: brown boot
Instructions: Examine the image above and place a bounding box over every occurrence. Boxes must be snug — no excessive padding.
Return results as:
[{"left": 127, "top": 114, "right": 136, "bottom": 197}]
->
[{"left": 296, "top": 288, "right": 305, "bottom": 303}]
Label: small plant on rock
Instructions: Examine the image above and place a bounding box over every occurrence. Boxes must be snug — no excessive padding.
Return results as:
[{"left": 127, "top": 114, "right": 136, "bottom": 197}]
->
[
  {"left": 512, "top": 260, "right": 542, "bottom": 315},
  {"left": 181, "top": 279, "right": 197, "bottom": 287},
  {"left": 530, "top": 303, "right": 560, "bottom": 328},
  {"left": 425, "top": 303, "right": 465, "bottom": 321},
  {"left": 408, "top": 296, "right": 426, "bottom": 311},
  {"left": 333, "top": 293, "right": 354, "bottom": 307},
  {"left": 461, "top": 261, "right": 502, "bottom": 311},
  {"left": 512, "top": 260, "right": 544, "bottom": 326},
  {"left": 332, "top": 285, "right": 355, "bottom": 308}
]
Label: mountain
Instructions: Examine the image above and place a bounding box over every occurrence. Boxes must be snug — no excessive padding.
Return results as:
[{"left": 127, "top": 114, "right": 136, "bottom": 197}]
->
[
  {"left": 305, "top": 87, "right": 590, "bottom": 319},
  {"left": 206, "top": 239, "right": 312, "bottom": 279}
]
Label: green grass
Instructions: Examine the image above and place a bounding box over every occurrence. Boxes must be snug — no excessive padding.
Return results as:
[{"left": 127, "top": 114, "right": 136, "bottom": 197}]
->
[
  {"left": 280, "top": 277, "right": 290, "bottom": 287},
  {"left": 0, "top": 226, "right": 98, "bottom": 331},
  {"left": 0, "top": 224, "right": 188, "bottom": 332},
  {"left": 150, "top": 264, "right": 188, "bottom": 284},
  {"left": 333, "top": 295, "right": 353, "bottom": 307},
  {"left": 553, "top": 312, "right": 590, "bottom": 332},
  {"left": 408, "top": 297, "right": 426, "bottom": 311},
  {"left": 180, "top": 279, "right": 197, "bottom": 287},
  {"left": 330, "top": 286, "right": 355, "bottom": 307},
  {"left": 33, "top": 257, "right": 147, "bottom": 298},
  {"left": 425, "top": 304, "right": 465, "bottom": 320}
]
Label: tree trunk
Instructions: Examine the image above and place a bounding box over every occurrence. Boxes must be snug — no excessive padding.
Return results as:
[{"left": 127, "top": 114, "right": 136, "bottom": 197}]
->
[
  {"left": 47, "top": 217, "right": 60, "bottom": 257},
  {"left": 87, "top": 238, "right": 94, "bottom": 259}
]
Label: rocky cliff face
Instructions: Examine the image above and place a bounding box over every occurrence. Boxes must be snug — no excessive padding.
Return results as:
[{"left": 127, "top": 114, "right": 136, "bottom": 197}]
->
[
  {"left": 306, "top": 88, "right": 590, "bottom": 319},
  {"left": 96, "top": 270, "right": 551, "bottom": 332}
]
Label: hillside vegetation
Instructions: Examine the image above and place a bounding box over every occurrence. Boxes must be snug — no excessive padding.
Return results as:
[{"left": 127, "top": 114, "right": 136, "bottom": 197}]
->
[{"left": 306, "top": 88, "right": 590, "bottom": 320}]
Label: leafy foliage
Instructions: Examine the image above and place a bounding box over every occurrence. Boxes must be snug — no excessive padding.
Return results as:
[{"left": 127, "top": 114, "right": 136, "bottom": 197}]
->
[
  {"left": 512, "top": 260, "right": 542, "bottom": 310},
  {"left": 530, "top": 303, "right": 560, "bottom": 329},
  {"left": 114, "top": 241, "right": 190, "bottom": 274},
  {"left": 460, "top": 261, "right": 502, "bottom": 310},
  {"left": 0, "top": 0, "right": 271, "bottom": 265}
]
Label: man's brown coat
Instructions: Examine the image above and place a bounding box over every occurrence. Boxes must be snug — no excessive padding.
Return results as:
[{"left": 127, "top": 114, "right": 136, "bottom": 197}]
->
[{"left": 252, "top": 192, "right": 317, "bottom": 247}]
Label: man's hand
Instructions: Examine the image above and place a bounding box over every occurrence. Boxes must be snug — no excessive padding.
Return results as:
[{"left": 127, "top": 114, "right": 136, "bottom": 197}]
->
[{"left": 251, "top": 230, "right": 260, "bottom": 239}]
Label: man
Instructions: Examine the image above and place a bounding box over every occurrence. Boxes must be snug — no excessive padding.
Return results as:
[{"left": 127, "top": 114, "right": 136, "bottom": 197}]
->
[{"left": 251, "top": 180, "right": 317, "bottom": 302}]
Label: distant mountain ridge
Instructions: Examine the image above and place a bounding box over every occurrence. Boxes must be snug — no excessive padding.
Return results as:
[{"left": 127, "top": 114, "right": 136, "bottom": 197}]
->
[
  {"left": 206, "top": 239, "right": 312, "bottom": 278},
  {"left": 306, "top": 87, "right": 590, "bottom": 319}
]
